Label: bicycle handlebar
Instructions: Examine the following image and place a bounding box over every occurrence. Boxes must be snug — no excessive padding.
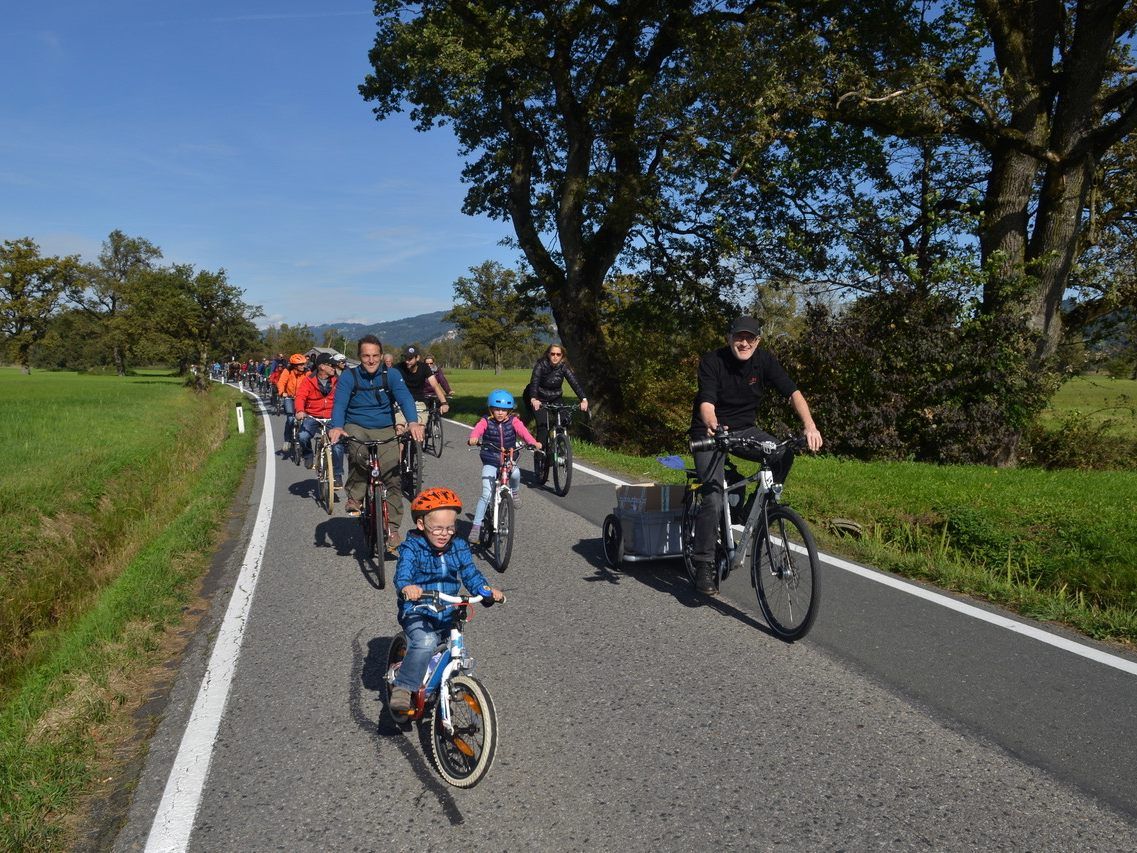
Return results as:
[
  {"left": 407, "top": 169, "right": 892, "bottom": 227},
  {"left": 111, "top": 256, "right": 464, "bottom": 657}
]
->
[
  {"left": 398, "top": 590, "right": 507, "bottom": 606},
  {"left": 689, "top": 431, "right": 806, "bottom": 458},
  {"left": 339, "top": 434, "right": 399, "bottom": 448}
]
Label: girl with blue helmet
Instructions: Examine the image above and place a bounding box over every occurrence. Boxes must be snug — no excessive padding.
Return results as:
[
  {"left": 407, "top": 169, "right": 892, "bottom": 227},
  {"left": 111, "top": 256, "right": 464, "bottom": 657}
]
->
[{"left": 466, "top": 389, "right": 541, "bottom": 540}]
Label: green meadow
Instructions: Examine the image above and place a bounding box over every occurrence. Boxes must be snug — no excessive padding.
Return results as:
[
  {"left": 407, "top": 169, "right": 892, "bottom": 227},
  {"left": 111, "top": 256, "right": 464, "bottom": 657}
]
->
[{"left": 0, "top": 369, "right": 255, "bottom": 852}]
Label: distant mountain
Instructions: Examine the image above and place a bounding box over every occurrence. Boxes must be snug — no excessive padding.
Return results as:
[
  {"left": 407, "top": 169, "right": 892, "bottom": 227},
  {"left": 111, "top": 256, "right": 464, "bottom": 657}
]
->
[{"left": 310, "top": 311, "right": 456, "bottom": 350}]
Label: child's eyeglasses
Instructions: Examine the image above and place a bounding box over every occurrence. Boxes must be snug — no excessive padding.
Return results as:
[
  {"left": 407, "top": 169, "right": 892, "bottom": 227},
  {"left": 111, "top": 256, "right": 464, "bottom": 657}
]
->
[{"left": 426, "top": 526, "right": 456, "bottom": 535}]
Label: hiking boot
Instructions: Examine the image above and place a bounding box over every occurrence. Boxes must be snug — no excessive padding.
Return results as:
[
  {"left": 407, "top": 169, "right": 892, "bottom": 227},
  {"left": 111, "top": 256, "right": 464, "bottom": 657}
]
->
[
  {"left": 469, "top": 524, "right": 481, "bottom": 542},
  {"left": 345, "top": 497, "right": 362, "bottom": 517},
  {"left": 694, "top": 561, "right": 718, "bottom": 596},
  {"left": 333, "top": 475, "right": 344, "bottom": 489},
  {"left": 389, "top": 687, "right": 412, "bottom": 713}
]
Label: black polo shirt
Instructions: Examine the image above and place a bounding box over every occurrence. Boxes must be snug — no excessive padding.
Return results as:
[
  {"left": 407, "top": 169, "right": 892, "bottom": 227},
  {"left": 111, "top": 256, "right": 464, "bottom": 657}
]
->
[{"left": 690, "top": 346, "right": 797, "bottom": 431}]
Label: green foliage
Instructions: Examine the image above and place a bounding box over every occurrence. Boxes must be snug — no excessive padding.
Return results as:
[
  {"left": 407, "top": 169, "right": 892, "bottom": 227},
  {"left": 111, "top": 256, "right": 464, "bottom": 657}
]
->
[
  {"left": 778, "top": 291, "right": 1057, "bottom": 464},
  {"left": 262, "top": 322, "right": 317, "bottom": 359},
  {"left": 0, "top": 238, "right": 84, "bottom": 372},
  {"left": 445, "top": 260, "right": 549, "bottom": 373}
]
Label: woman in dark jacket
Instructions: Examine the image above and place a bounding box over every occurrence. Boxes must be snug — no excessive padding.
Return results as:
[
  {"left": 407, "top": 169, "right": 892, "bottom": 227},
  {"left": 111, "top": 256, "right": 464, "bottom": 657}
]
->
[{"left": 526, "top": 344, "right": 588, "bottom": 469}]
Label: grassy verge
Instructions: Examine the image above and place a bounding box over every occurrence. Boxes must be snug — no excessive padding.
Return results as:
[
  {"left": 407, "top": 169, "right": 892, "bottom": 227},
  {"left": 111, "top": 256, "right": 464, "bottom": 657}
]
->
[
  {"left": 440, "top": 368, "right": 1137, "bottom": 645},
  {"left": 0, "top": 371, "right": 256, "bottom": 852}
]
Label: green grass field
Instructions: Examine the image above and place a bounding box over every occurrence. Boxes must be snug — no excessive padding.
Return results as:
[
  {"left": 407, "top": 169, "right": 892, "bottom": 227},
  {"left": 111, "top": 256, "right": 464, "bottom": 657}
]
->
[
  {"left": 1043, "top": 374, "right": 1137, "bottom": 436},
  {"left": 0, "top": 369, "right": 255, "bottom": 851}
]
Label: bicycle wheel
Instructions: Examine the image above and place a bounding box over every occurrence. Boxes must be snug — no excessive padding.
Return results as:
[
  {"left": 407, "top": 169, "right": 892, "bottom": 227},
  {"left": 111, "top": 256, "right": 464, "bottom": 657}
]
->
[
  {"left": 429, "top": 675, "right": 498, "bottom": 787},
  {"left": 602, "top": 514, "right": 624, "bottom": 569},
  {"left": 320, "top": 443, "right": 334, "bottom": 515},
  {"left": 752, "top": 505, "right": 820, "bottom": 641},
  {"left": 402, "top": 439, "right": 423, "bottom": 498},
  {"left": 492, "top": 490, "right": 514, "bottom": 572},
  {"left": 552, "top": 432, "right": 573, "bottom": 496},
  {"left": 534, "top": 448, "right": 549, "bottom": 484},
  {"left": 429, "top": 411, "right": 444, "bottom": 458}
]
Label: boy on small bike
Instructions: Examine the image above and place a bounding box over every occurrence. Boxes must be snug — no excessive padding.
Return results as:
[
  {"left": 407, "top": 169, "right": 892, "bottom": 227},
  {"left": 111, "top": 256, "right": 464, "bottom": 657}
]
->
[
  {"left": 390, "top": 488, "right": 504, "bottom": 713},
  {"left": 466, "top": 390, "right": 540, "bottom": 541}
]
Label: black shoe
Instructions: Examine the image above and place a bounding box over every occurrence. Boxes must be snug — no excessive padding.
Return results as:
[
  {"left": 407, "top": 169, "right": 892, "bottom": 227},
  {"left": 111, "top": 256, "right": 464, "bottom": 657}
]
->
[{"left": 694, "top": 561, "right": 718, "bottom": 596}]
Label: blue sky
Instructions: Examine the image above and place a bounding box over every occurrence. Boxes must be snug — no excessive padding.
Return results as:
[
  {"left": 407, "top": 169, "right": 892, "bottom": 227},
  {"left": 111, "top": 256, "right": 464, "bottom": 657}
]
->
[{"left": 1, "top": 2, "right": 518, "bottom": 327}]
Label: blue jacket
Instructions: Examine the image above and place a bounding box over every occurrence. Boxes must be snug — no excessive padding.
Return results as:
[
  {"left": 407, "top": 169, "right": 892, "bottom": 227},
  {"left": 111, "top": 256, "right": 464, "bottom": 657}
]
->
[
  {"left": 394, "top": 532, "right": 492, "bottom": 625},
  {"left": 330, "top": 365, "right": 418, "bottom": 431}
]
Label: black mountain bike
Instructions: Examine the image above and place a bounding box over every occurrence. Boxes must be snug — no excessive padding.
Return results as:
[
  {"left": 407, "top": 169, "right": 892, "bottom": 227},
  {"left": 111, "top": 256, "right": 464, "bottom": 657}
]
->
[
  {"left": 423, "top": 398, "right": 444, "bottom": 458},
  {"left": 399, "top": 429, "right": 423, "bottom": 499},
  {"left": 533, "top": 402, "right": 578, "bottom": 497}
]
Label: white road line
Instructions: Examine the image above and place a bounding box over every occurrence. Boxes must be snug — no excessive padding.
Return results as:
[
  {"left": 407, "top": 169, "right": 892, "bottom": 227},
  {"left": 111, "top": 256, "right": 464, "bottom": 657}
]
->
[
  {"left": 448, "top": 416, "right": 1137, "bottom": 678},
  {"left": 145, "top": 388, "right": 275, "bottom": 852}
]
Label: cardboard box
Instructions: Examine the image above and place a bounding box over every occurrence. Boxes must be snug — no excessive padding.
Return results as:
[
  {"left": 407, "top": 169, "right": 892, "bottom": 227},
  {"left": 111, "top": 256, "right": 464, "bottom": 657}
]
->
[{"left": 615, "top": 483, "right": 686, "bottom": 514}]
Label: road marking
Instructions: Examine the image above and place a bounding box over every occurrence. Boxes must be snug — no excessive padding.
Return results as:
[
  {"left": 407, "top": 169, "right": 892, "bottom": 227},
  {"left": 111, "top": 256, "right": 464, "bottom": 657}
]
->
[
  {"left": 145, "top": 388, "right": 275, "bottom": 852},
  {"left": 445, "top": 416, "right": 1137, "bottom": 679}
]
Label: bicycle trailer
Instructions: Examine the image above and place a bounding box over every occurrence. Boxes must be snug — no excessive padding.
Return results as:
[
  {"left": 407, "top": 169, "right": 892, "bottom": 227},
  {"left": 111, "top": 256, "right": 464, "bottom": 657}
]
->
[{"left": 601, "top": 482, "right": 686, "bottom": 567}]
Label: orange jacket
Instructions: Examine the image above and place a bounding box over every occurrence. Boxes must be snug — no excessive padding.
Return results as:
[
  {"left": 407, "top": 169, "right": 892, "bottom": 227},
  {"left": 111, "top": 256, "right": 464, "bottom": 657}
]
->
[
  {"left": 294, "top": 373, "right": 337, "bottom": 419},
  {"left": 276, "top": 366, "right": 305, "bottom": 398}
]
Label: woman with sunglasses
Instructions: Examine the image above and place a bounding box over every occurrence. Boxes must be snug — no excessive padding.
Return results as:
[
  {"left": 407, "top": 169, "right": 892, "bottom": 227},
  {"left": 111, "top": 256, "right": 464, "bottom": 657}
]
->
[{"left": 526, "top": 344, "right": 588, "bottom": 467}]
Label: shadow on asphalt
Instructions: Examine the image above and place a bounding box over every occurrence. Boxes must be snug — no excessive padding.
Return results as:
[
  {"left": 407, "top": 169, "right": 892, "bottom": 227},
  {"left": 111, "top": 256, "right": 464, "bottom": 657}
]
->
[
  {"left": 570, "top": 538, "right": 774, "bottom": 636},
  {"left": 349, "top": 633, "right": 465, "bottom": 824}
]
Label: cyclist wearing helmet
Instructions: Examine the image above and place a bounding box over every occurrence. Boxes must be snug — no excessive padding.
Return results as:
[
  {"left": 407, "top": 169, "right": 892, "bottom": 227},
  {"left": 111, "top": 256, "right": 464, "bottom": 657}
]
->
[
  {"left": 689, "top": 314, "right": 823, "bottom": 596},
  {"left": 526, "top": 344, "right": 588, "bottom": 470},
  {"left": 277, "top": 353, "right": 309, "bottom": 454},
  {"left": 466, "top": 390, "right": 540, "bottom": 541},
  {"left": 390, "top": 487, "right": 504, "bottom": 713}
]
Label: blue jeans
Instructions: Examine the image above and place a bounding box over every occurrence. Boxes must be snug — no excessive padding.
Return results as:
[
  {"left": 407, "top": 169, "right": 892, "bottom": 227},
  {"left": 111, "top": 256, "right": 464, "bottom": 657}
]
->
[
  {"left": 296, "top": 417, "right": 343, "bottom": 477},
  {"left": 472, "top": 463, "right": 519, "bottom": 525},
  {"left": 393, "top": 614, "right": 446, "bottom": 692},
  {"left": 282, "top": 397, "right": 296, "bottom": 442}
]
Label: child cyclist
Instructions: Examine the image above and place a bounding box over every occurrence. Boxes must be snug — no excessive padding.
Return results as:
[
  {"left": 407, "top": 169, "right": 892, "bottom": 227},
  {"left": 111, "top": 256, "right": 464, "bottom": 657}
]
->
[
  {"left": 390, "top": 487, "right": 505, "bottom": 713},
  {"left": 466, "top": 390, "right": 541, "bottom": 541}
]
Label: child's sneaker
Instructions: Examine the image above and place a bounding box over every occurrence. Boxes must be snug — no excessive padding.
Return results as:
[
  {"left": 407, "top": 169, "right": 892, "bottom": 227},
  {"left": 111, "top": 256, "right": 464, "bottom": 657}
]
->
[
  {"left": 389, "top": 688, "right": 412, "bottom": 713},
  {"left": 469, "top": 524, "right": 481, "bottom": 541}
]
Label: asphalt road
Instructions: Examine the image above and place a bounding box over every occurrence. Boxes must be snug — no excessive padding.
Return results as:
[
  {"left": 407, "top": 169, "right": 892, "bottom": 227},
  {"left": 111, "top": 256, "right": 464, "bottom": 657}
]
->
[{"left": 114, "top": 404, "right": 1137, "bottom": 852}]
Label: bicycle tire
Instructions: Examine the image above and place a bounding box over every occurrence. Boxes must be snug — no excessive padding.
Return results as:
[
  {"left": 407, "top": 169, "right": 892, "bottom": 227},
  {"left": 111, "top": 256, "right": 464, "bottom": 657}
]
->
[
  {"left": 409, "top": 439, "right": 423, "bottom": 497},
  {"left": 492, "top": 490, "right": 514, "bottom": 572},
  {"left": 320, "top": 443, "right": 334, "bottom": 515},
  {"left": 602, "top": 514, "right": 624, "bottom": 569},
  {"left": 552, "top": 432, "right": 573, "bottom": 496},
  {"left": 752, "top": 504, "right": 820, "bottom": 641},
  {"left": 534, "top": 448, "right": 549, "bottom": 484},
  {"left": 430, "top": 411, "right": 444, "bottom": 458},
  {"left": 430, "top": 675, "right": 498, "bottom": 787}
]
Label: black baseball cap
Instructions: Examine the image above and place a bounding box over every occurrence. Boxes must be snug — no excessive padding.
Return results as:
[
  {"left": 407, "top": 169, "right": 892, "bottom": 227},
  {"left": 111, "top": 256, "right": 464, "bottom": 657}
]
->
[
  {"left": 729, "top": 315, "right": 762, "bottom": 337},
  {"left": 314, "top": 353, "right": 335, "bottom": 368},
  {"left": 403, "top": 345, "right": 418, "bottom": 359}
]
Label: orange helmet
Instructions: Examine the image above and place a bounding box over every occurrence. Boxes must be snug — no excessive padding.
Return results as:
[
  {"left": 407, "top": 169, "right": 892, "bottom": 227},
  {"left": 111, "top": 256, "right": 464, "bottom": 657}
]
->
[
  {"left": 411, "top": 487, "right": 462, "bottom": 519},
  {"left": 289, "top": 353, "right": 307, "bottom": 366}
]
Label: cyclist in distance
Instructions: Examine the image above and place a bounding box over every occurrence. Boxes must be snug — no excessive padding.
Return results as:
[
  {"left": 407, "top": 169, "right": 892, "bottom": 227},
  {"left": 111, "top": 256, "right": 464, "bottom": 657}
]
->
[
  {"left": 277, "top": 353, "right": 309, "bottom": 454},
  {"left": 466, "top": 390, "right": 540, "bottom": 541},
  {"left": 389, "top": 487, "right": 504, "bottom": 713},
  {"left": 396, "top": 346, "right": 450, "bottom": 428},
  {"left": 328, "top": 336, "right": 421, "bottom": 545},
  {"left": 294, "top": 353, "right": 344, "bottom": 487},
  {"left": 689, "top": 314, "right": 823, "bottom": 596},
  {"left": 526, "top": 344, "right": 588, "bottom": 461}
]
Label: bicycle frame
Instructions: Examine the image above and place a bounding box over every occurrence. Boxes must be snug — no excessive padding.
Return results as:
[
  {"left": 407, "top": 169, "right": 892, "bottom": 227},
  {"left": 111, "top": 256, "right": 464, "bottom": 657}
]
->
[{"left": 488, "top": 448, "right": 521, "bottom": 532}]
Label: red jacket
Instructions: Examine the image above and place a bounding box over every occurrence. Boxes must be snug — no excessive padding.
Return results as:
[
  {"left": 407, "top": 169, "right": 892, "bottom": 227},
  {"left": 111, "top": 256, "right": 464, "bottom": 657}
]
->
[{"left": 294, "top": 373, "right": 337, "bottom": 419}]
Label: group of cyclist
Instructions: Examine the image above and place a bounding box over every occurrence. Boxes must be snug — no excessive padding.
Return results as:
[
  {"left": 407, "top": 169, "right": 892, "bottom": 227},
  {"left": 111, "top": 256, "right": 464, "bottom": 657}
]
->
[{"left": 250, "top": 312, "right": 819, "bottom": 605}]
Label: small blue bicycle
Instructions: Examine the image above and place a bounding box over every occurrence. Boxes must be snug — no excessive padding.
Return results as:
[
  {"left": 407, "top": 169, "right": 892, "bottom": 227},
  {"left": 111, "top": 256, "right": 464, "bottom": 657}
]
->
[{"left": 384, "top": 591, "right": 503, "bottom": 787}]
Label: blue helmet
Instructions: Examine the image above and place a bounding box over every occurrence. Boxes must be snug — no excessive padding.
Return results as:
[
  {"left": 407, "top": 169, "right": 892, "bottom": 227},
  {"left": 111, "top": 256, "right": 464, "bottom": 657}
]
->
[{"left": 487, "top": 389, "right": 514, "bottom": 409}]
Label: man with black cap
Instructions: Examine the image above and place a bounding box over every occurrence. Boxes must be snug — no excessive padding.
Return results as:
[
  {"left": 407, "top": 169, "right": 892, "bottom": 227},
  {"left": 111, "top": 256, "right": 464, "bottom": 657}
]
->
[
  {"left": 396, "top": 345, "right": 450, "bottom": 428},
  {"left": 688, "top": 314, "right": 823, "bottom": 596}
]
